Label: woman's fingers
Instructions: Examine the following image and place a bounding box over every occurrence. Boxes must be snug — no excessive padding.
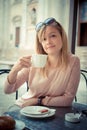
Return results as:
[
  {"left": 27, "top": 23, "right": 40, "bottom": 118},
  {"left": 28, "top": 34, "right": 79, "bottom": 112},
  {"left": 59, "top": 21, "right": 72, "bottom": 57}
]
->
[
  {"left": 17, "top": 56, "right": 32, "bottom": 69},
  {"left": 20, "top": 56, "right": 31, "bottom": 63},
  {"left": 21, "top": 98, "right": 37, "bottom": 108}
]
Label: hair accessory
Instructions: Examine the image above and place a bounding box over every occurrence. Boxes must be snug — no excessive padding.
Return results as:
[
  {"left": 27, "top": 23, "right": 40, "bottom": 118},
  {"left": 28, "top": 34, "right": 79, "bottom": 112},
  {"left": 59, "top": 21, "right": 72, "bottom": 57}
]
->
[{"left": 35, "top": 17, "right": 60, "bottom": 32}]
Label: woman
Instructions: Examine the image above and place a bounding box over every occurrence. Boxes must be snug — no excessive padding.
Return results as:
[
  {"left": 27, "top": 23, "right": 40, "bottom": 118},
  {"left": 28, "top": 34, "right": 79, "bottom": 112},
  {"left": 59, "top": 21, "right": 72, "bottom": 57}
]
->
[{"left": 4, "top": 18, "right": 80, "bottom": 108}]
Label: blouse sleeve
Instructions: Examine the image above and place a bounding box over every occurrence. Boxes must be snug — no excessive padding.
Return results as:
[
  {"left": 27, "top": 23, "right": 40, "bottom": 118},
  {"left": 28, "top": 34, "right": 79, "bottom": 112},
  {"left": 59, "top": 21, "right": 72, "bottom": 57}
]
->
[
  {"left": 43, "top": 57, "right": 80, "bottom": 107},
  {"left": 4, "top": 68, "right": 29, "bottom": 94}
]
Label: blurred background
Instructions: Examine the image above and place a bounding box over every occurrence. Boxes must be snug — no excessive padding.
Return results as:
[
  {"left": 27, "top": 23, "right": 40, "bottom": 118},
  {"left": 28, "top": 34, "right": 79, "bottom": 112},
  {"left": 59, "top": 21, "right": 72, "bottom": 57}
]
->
[
  {"left": 0, "top": 0, "right": 87, "bottom": 69},
  {"left": 0, "top": 0, "right": 87, "bottom": 108}
]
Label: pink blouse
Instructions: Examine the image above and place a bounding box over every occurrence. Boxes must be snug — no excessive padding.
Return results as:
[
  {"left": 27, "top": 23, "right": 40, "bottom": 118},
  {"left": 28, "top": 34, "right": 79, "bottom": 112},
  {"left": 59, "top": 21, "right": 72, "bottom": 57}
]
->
[{"left": 4, "top": 54, "right": 80, "bottom": 107}]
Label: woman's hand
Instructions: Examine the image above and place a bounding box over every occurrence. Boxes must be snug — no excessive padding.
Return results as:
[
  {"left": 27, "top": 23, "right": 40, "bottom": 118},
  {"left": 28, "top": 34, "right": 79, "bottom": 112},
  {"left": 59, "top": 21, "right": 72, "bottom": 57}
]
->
[
  {"left": 7, "top": 56, "right": 31, "bottom": 84},
  {"left": 16, "top": 97, "right": 38, "bottom": 108},
  {"left": 14, "top": 56, "right": 32, "bottom": 71}
]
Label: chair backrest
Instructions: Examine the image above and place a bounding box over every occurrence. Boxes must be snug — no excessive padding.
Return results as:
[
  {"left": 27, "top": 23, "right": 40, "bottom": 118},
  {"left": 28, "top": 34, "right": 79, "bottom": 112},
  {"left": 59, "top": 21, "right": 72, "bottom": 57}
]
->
[
  {"left": 0, "top": 69, "right": 18, "bottom": 99},
  {"left": 75, "top": 69, "right": 87, "bottom": 102},
  {"left": 80, "top": 69, "right": 87, "bottom": 88},
  {"left": 0, "top": 69, "right": 10, "bottom": 74}
]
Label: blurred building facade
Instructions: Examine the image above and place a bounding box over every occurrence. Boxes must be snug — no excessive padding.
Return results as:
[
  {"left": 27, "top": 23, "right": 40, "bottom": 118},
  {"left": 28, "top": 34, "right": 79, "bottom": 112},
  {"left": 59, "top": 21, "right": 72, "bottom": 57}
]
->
[{"left": 0, "top": 0, "right": 87, "bottom": 69}]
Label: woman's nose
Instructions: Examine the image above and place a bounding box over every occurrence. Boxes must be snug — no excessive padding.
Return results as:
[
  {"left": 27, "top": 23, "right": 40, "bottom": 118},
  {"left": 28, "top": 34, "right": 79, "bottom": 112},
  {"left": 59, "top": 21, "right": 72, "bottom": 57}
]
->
[{"left": 45, "top": 38, "right": 51, "bottom": 45}]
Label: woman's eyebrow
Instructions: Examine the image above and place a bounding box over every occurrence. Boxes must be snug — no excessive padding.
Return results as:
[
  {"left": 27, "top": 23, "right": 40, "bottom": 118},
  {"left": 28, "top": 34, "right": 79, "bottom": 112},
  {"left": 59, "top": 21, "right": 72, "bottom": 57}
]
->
[{"left": 48, "top": 32, "right": 57, "bottom": 35}]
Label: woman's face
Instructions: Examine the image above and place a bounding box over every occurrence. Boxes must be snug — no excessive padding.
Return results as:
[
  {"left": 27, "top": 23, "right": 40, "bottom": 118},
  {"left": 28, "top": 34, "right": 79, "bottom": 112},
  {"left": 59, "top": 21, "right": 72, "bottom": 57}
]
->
[{"left": 41, "top": 26, "right": 63, "bottom": 56}]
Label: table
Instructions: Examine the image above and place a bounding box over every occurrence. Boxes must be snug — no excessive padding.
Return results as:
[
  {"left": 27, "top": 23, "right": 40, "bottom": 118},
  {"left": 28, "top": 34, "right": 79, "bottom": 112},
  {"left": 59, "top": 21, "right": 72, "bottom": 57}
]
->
[{"left": 5, "top": 103, "right": 87, "bottom": 130}]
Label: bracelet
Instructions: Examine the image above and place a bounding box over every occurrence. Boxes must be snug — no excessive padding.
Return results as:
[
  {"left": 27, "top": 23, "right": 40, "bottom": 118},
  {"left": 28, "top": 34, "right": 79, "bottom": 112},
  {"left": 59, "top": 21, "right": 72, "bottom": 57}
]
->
[{"left": 37, "top": 96, "right": 45, "bottom": 106}]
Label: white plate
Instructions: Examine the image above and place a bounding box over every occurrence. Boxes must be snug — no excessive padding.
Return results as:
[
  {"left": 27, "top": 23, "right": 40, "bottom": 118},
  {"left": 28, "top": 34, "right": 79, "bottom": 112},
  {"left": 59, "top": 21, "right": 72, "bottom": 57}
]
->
[
  {"left": 20, "top": 106, "right": 50, "bottom": 115},
  {"left": 20, "top": 106, "right": 56, "bottom": 118},
  {"left": 15, "top": 119, "right": 25, "bottom": 130}
]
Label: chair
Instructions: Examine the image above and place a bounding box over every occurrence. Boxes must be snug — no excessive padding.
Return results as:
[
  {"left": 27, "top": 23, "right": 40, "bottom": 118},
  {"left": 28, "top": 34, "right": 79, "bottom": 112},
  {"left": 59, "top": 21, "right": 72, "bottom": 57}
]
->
[
  {"left": 75, "top": 69, "right": 87, "bottom": 102},
  {"left": 0, "top": 69, "right": 18, "bottom": 99},
  {"left": 0, "top": 69, "right": 10, "bottom": 74},
  {"left": 80, "top": 69, "right": 87, "bottom": 88}
]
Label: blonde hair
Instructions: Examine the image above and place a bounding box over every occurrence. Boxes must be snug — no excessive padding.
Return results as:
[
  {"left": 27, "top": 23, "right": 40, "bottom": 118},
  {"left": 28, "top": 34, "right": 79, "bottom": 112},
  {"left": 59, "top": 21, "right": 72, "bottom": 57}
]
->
[{"left": 35, "top": 21, "right": 69, "bottom": 76}]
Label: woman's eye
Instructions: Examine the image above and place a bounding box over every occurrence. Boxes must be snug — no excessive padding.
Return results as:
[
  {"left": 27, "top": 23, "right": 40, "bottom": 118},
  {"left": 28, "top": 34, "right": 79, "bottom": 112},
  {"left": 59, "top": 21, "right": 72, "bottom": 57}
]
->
[
  {"left": 43, "top": 38, "right": 46, "bottom": 41},
  {"left": 41, "top": 38, "right": 46, "bottom": 43},
  {"left": 51, "top": 34, "right": 56, "bottom": 37}
]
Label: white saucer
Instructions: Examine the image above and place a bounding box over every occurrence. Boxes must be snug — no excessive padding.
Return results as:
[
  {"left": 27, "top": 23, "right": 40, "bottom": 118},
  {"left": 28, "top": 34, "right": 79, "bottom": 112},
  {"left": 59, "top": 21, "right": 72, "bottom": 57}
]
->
[
  {"left": 15, "top": 120, "right": 25, "bottom": 130},
  {"left": 65, "top": 113, "right": 81, "bottom": 123},
  {"left": 20, "top": 106, "right": 56, "bottom": 118},
  {"left": 20, "top": 106, "right": 50, "bottom": 115}
]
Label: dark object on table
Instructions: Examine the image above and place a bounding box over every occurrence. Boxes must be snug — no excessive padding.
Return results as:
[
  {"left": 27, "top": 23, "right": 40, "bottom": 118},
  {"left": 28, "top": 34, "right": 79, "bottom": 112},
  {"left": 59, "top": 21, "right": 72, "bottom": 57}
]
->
[
  {"left": 82, "top": 110, "right": 87, "bottom": 116},
  {"left": 0, "top": 115, "right": 16, "bottom": 130}
]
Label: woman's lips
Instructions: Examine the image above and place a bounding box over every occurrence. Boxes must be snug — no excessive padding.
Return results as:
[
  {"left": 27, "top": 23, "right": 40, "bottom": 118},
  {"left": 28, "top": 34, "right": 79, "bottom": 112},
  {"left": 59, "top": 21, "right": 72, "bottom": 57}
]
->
[{"left": 46, "top": 45, "right": 55, "bottom": 49}]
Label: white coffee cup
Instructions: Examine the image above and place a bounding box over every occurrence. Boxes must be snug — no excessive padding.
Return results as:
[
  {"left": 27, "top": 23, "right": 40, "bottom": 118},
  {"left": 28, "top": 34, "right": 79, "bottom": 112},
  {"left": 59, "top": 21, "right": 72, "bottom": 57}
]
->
[{"left": 32, "top": 54, "right": 47, "bottom": 68}]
